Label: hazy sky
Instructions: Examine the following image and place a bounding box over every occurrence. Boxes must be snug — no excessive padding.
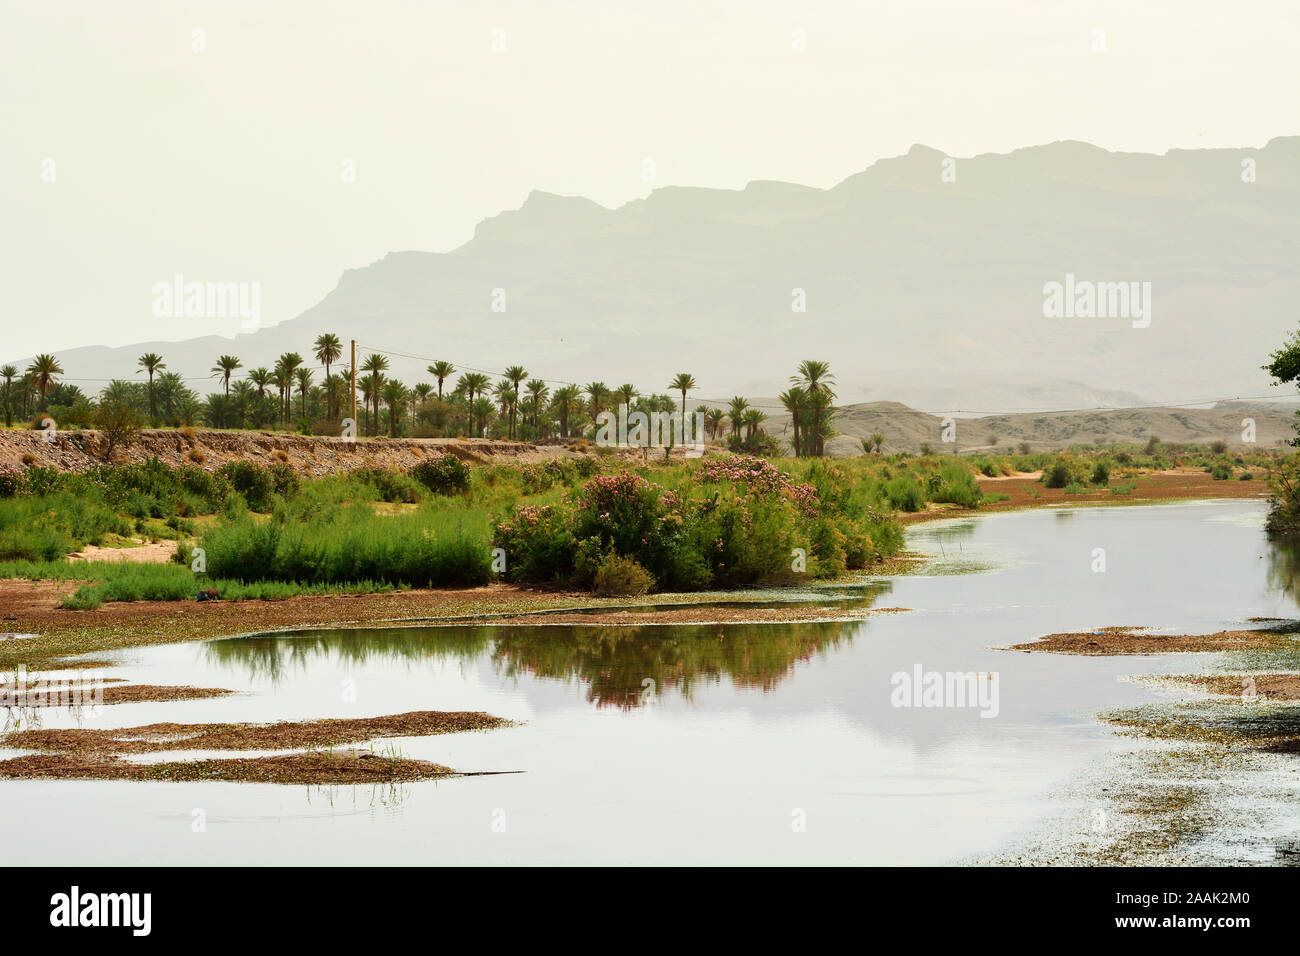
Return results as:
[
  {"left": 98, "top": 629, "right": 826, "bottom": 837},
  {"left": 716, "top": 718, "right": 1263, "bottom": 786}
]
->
[{"left": 3, "top": 0, "right": 1297, "bottom": 360}]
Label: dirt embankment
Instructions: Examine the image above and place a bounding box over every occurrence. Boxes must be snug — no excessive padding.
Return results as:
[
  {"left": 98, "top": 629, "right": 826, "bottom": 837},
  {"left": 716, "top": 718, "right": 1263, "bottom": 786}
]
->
[
  {"left": 0, "top": 428, "right": 639, "bottom": 476},
  {"left": 1006, "top": 624, "right": 1290, "bottom": 655}
]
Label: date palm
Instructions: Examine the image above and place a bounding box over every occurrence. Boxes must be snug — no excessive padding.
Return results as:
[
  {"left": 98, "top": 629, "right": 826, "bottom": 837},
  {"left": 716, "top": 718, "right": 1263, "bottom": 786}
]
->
[
  {"left": 669, "top": 373, "right": 696, "bottom": 440},
  {"left": 525, "top": 379, "right": 549, "bottom": 433},
  {"left": 295, "top": 367, "right": 314, "bottom": 419},
  {"left": 727, "top": 396, "right": 749, "bottom": 442},
  {"left": 360, "top": 353, "right": 389, "bottom": 436},
  {"left": 779, "top": 387, "right": 806, "bottom": 456},
  {"left": 502, "top": 366, "right": 529, "bottom": 438},
  {"left": 210, "top": 355, "right": 242, "bottom": 398},
  {"left": 136, "top": 352, "right": 165, "bottom": 419},
  {"left": 790, "top": 360, "right": 836, "bottom": 456},
  {"left": 471, "top": 396, "right": 493, "bottom": 436},
  {"left": 585, "top": 382, "right": 609, "bottom": 426},
  {"left": 322, "top": 373, "right": 344, "bottom": 421},
  {"left": 274, "top": 352, "right": 304, "bottom": 426},
  {"left": 247, "top": 367, "right": 271, "bottom": 400},
  {"left": 615, "top": 383, "right": 638, "bottom": 410},
  {"left": 551, "top": 384, "right": 580, "bottom": 438},
  {"left": 427, "top": 361, "right": 456, "bottom": 400},
  {"left": 457, "top": 373, "right": 490, "bottom": 436},
  {"left": 24, "top": 354, "right": 64, "bottom": 415},
  {"left": 705, "top": 407, "right": 725, "bottom": 442},
  {"left": 313, "top": 333, "right": 342, "bottom": 381},
  {"left": 381, "top": 379, "right": 407, "bottom": 437},
  {"left": 869, "top": 432, "right": 885, "bottom": 454},
  {"left": 272, "top": 364, "right": 294, "bottom": 427},
  {"left": 1, "top": 364, "right": 16, "bottom": 426}
]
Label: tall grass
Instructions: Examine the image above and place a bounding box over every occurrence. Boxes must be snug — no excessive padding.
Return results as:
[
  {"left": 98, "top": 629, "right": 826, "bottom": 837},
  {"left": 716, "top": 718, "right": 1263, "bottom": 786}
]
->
[
  {"left": 0, "top": 559, "right": 396, "bottom": 610},
  {"left": 200, "top": 501, "right": 492, "bottom": 587}
]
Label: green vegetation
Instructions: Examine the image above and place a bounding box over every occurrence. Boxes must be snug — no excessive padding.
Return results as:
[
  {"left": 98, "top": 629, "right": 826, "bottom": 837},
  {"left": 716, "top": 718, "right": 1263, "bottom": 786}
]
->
[{"left": 0, "top": 448, "right": 1022, "bottom": 604}]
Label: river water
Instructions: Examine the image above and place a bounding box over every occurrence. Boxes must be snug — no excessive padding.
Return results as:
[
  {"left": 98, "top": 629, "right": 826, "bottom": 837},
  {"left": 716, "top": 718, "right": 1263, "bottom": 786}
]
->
[{"left": 3, "top": 499, "right": 1295, "bottom": 864}]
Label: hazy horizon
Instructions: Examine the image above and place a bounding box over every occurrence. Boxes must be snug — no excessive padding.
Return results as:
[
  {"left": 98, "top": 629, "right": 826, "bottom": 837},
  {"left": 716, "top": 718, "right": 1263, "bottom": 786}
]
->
[{"left": 4, "top": 0, "right": 1299, "bottom": 362}]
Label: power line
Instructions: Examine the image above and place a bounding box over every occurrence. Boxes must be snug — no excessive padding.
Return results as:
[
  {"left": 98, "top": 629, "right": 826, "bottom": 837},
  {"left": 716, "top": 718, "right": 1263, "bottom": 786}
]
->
[{"left": 354, "top": 340, "right": 1296, "bottom": 417}]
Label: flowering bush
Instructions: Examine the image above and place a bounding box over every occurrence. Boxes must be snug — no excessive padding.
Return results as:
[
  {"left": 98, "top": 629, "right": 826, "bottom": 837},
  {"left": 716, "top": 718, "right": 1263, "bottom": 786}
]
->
[
  {"left": 490, "top": 459, "right": 901, "bottom": 593},
  {"left": 573, "top": 472, "right": 662, "bottom": 557},
  {"left": 698, "top": 454, "right": 819, "bottom": 517},
  {"left": 492, "top": 503, "right": 575, "bottom": 583},
  {"left": 0, "top": 466, "right": 22, "bottom": 498}
]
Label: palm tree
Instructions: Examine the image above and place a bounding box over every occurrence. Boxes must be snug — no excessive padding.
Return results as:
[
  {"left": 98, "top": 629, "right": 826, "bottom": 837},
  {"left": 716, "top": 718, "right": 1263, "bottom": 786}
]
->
[
  {"left": 322, "top": 373, "right": 344, "bottom": 422},
  {"left": 504, "top": 387, "right": 520, "bottom": 439},
  {"left": 273, "top": 352, "right": 303, "bottom": 426},
  {"left": 669, "top": 373, "right": 696, "bottom": 440},
  {"left": 26, "top": 354, "right": 65, "bottom": 415},
  {"left": 551, "top": 384, "right": 580, "bottom": 438},
  {"left": 869, "top": 432, "right": 885, "bottom": 454},
  {"left": 381, "top": 379, "right": 407, "bottom": 437},
  {"left": 1, "top": 364, "right": 16, "bottom": 426},
  {"left": 272, "top": 363, "right": 294, "bottom": 427},
  {"left": 295, "top": 367, "right": 314, "bottom": 419},
  {"left": 705, "top": 407, "right": 725, "bottom": 442},
  {"left": 313, "top": 333, "right": 342, "bottom": 381},
  {"left": 471, "top": 396, "right": 493, "bottom": 436},
  {"left": 615, "top": 383, "right": 638, "bottom": 410},
  {"left": 727, "top": 396, "right": 749, "bottom": 442},
  {"left": 492, "top": 379, "right": 513, "bottom": 422},
  {"left": 359, "top": 374, "right": 378, "bottom": 435},
  {"left": 742, "top": 408, "right": 767, "bottom": 440},
  {"left": 137, "top": 352, "right": 165, "bottom": 419},
  {"left": 501, "top": 366, "right": 528, "bottom": 438},
  {"left": 427, "top": 361, "right": 456, "bottom": 400},
  {"left": 17, "top": 373, "right": 34, "bottom": 418},
  {"left": 779, "top": 387, "right": 807, "bottom": 456},
  {"left": 360, "top": 353, "right": 388, "bottom": 436},
  {"left": 210, "top": 355, "right": 241, "bottom": 397},
  {"left": 457, "top": 373, "right": 491, "bottom": 436},
  {"left": 247, "top": 367, "right": 271, "bottom": 399},
  {"left": 525, "top": 379, "right": 549, "bottom": 434},
  {"left": 585, "top": 382, "right": 609, "bottom": 427},
  {"left": 790, "top": 360, "right": 836, "bottom": 456}
]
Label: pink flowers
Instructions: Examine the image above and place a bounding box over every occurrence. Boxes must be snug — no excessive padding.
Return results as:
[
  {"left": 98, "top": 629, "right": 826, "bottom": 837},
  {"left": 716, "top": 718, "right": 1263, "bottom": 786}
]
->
[
  {"left": 578, "top": 472, "right": 651, "bottom": 511},
  {"left": 698, "top": 454, "right": 820, "bottom": 516}
]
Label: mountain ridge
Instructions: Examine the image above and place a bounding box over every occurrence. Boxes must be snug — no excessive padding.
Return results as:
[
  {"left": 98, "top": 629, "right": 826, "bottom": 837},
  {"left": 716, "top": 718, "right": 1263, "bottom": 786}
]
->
[{"left": 10, "top": 135, "right": 1299, "bottom": 415}]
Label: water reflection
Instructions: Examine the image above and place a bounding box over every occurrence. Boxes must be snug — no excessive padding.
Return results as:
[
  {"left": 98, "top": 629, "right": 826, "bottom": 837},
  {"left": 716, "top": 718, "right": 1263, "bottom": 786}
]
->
[
  {"left": 207, "top": 619, "right": 864, "bottom": 709},
  {"left": 1266, "top": 534, "right": 1300, "bottom": 598}
]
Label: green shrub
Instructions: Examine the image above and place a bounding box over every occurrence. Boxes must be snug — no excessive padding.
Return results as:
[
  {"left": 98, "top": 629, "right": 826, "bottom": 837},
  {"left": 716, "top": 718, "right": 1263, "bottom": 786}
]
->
[
  {"left": 411, "top": 454, "right": 471, "bottom": 494},
  {"left": 929, "top": 462, "right": 982, "bottom": 508},
  {"left": 592, "top": 553, "right": 655, "bottom": 596},
  {"left": 885, "top": 476, "right": 925, "bottom": 512},
  {"left": 218, "top": 461, "right": 277, "bottom": 511},
  {"left": 1090, "top": 460, "right": 1111, "bottom": 486},
  {"left": 1043, "top": 455, "right": 1088, "bottom": 489},
  {"left": 347, "top": 467, "right": 423, "bottom": 503}
]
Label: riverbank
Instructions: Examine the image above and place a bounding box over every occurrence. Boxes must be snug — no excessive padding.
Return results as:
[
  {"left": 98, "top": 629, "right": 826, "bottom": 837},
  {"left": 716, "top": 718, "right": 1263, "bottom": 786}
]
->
[{"left": 0, "top": 470, "right": 1268, "bottom": 670}]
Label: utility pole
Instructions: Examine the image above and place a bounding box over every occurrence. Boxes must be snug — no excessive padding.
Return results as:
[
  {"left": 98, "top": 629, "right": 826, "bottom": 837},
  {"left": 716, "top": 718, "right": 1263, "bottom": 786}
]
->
[{"left": 350, "top": 339, "right": 357, "bottom": 435}]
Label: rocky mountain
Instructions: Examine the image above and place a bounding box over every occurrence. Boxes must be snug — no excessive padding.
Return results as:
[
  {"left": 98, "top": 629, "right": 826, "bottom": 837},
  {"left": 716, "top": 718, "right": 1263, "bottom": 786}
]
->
[{"left": 14, "top": 136, "right": 1300, "bottom": 414}]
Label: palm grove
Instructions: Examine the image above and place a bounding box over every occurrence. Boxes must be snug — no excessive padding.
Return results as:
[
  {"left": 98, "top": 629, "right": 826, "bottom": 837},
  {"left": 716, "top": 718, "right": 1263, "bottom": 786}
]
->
[{"left": 2, "top": 339, "right": 842, "bottom": 456}]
